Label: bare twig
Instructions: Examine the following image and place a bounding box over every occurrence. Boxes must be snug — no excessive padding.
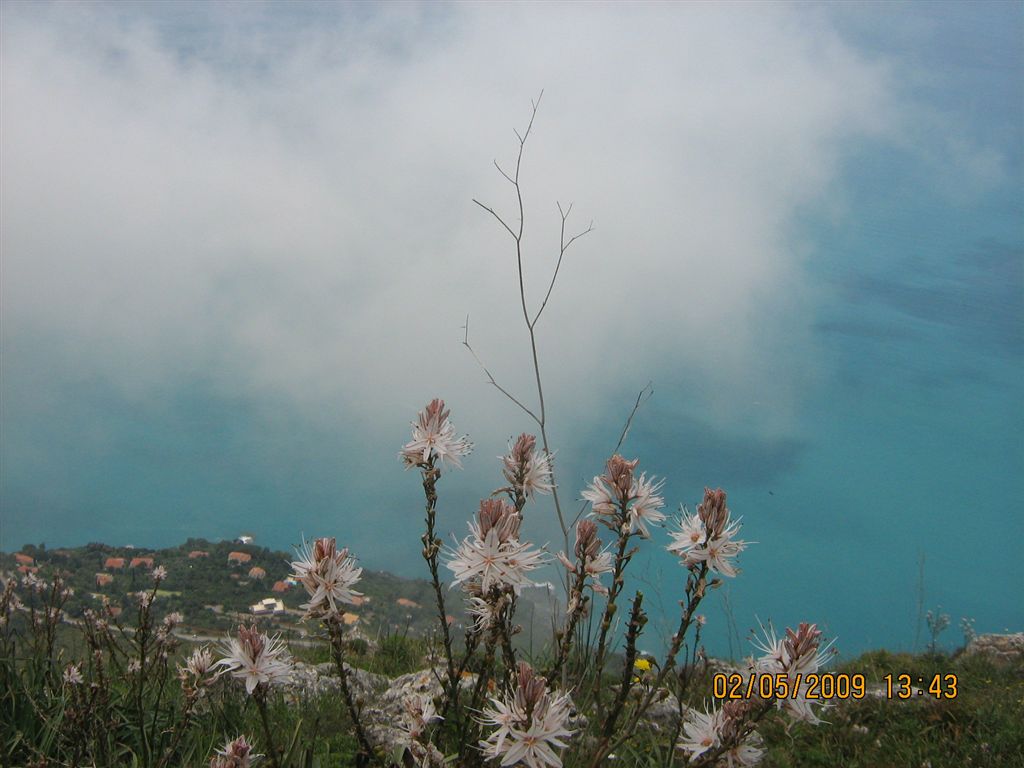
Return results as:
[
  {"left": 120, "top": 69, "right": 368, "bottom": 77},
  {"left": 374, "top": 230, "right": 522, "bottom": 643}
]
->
[
  {"left": 463, "top": 317, "right": 541, "bottom": 424},
  {"left": 493, "top": 159, "right": 516, "bottom": 185},
  {"left": 615, "top": 382, "right": 653, "bottom": 455},
  {"left": 471, "top": 199, "right": 517, "bottom": 240},
  {"left": 570, "top": 382, "right": 654, "bottom": 531},
  {"left": 532, "top": 202, "right": 593, "bottom": 326},
  {"left": 469, "top": 90, "right": 580, "bottom": 556}
]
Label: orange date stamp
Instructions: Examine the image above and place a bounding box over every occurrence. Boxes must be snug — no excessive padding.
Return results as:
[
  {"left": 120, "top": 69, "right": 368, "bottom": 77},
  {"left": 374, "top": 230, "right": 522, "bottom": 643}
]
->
[
  {"left": 712, "top": 672, "right": 958, "bottom": 700},
  {"left": 713, "top": 672, "right": 867, "bottom": 700}
]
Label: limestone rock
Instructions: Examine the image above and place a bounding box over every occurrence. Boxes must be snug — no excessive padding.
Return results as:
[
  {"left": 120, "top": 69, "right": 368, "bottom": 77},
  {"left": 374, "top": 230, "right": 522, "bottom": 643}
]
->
[
  {"left": 965, "top": 633, "right": 1024, "bottom": 666},
  {"left": 279, "top": 661, "right": 389, "bottom": 699},
  {"left": 641, "top": 688, "right": 682, "bottom": 732},
  {"left": 362, "top": 667, "right": 461, "bottom": 765}
]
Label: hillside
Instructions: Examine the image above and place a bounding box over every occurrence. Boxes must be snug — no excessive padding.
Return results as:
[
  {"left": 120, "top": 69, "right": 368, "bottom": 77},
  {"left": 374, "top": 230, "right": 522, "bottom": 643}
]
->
[{"left": 1, "top": 538, "right": 466, "bottom": 640}]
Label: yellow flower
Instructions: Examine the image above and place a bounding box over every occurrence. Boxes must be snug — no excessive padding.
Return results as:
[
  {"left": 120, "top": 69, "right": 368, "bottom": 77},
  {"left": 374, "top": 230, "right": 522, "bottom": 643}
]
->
[{"left": 631, "top": 657, "right": 655, "bottom": 684}]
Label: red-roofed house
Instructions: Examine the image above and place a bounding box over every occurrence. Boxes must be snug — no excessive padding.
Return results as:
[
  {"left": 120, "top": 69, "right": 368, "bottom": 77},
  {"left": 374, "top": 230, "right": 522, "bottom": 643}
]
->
[
  {"left": 95, "top": 573, "right": 114, "bottom": 587},
  {"left": 227, "top": 551, "right": 252, "bottom": 564},
  {"left": 14, "top": 553, "right": 34, "bottom": 566},
  {"left": 248, "top": 566, "right": 266, "bottom": 580},
  {"left": 188, "top": 550, "right": 209, "bottom": 559},
  {"left": 129, "top": 556, "right": 154, "bottom": 569},
  {"left": 271, "top": 580, "right": 290, "bottom": 593},
  {"left": 17, "top": 565, "right": 39, "bottom": 575},
  {"left": 104, "top": 557, "right": 126, "bottom": 570}
]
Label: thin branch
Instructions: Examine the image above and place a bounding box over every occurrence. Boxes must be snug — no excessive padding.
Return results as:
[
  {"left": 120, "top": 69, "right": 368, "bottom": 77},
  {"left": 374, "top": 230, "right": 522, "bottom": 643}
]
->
[
  {"left": 509, "top": 94, "right": 572, "bottom": 551},
  {"left": 614, "top": 381, "right": 653, "bottom": 454},
  {"left": 532, "top": 201, "right": 594, "bottom": 327},
  {"left": 469, "top": 89, "right": 573, "bottom": 556},
  {"left": 493, "top": 159, "right": 516, "bottom": 185},
  {"left": 562, "top": 222, "right": 594, "bottom": 254},
  {"left": 462, "top": 316, "right": 541, "bottom": 425},
  {"left": 472, "top": 199, "right": 517, "bottom": 240},
  {"left": 570, "top": 382, "right": 655, "bottom": 530}
]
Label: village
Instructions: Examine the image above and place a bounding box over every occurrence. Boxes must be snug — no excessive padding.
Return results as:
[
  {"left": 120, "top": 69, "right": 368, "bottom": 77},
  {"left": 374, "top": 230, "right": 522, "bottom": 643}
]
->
[{"left": 1, "top": 536, "right": 456, "bottom": 642}]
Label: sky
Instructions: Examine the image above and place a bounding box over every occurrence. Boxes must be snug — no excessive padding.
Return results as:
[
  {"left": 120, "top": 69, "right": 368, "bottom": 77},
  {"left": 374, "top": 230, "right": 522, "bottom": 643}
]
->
[{"left": 2, "top": 1, "right": 1021, "bottom": 657}]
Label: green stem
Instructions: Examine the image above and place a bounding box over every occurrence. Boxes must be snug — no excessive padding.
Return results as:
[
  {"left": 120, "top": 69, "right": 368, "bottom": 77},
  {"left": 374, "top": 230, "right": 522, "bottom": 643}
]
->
[
  {"left": 255, "top": 689, "right": 281, "bottom": 768},
  {"left": 420, "top": 461, "right": 459, "bottom": 714},
  {"left": 329, "top": 620, "right": 379, "bottom": 765}
]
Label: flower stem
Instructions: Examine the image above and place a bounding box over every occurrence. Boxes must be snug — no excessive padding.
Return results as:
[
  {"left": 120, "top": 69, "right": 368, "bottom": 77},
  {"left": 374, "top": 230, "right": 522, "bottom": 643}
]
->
[
  {"left": 419, "top": 460, "right": 459, "bottom": 712},
  {"left": 254, "top": 688, "right": 281, "bottom": 768},
  {"left": 545, "top": 563, "right": 588, "bottom": 686},
  {"left": 590, "top": 527, "right": 633, "bottom": 716},
  {"left": 328, "top": 619, "right": 378, "bottom": 765},
  {"left": 602, "top": 564, "right": 709, "bottom": 760}
]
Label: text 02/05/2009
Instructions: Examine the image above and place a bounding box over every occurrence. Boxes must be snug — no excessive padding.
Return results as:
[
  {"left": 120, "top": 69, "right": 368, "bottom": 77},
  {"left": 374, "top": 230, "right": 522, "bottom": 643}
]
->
[
  {"left": 712, "top": 672, "right": 959, "bottom": 700},
  {"left": 713, "top": 672, "right": 866, "bottom": 700}
]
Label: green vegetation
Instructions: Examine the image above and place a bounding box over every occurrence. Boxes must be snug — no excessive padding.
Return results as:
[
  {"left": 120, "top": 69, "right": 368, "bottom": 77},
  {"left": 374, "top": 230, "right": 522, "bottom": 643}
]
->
[
  {"left": 2, "top": 540, "right": 1021, "bottom": 767},
  {"left": 595, "top": 652, "right": 1024, "bottom": 768},
  {"left": 292, "top": 627, "right": 432, "bottom": 679},
  {"left": 1, "top": 539, "right": 452, "bottom": 637},
  {"left": 751, "top": 651, "right": 1024, "bottom": 768}
]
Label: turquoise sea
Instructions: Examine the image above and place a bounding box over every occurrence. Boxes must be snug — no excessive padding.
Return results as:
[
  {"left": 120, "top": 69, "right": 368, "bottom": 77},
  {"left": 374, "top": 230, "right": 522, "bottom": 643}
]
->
[{"left": 1, "top": 2, "right": 1020, "bottom": 658}]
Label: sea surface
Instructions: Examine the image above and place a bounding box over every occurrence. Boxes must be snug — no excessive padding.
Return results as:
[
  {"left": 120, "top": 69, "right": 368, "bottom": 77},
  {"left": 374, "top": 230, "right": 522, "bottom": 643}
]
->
[
  {"left": 4, "top": 192, "right": 1020, "bottom": 660},
  {"left": 2, "top": 3, "right": 1021, "bottom": 659}
]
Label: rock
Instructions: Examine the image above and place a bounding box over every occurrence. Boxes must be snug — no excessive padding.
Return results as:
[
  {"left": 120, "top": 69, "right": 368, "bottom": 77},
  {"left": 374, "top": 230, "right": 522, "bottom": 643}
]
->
[
  {"left": 598, "top": 685, "right": 681, "bottom": 734},
  {"left": 379, "top": 667, "right": 447, "bottom": 707},
  {"left": 964, "top": 633, "right": 1024, "bottom": 666},
  {"left": 279, "top": 663, "right": 453, "bottom": 763},
  {"left": 705, "top": 657, "right": 746, "bottom": 676},
  {"left": 642, "top": 689, "right": 682, "bottom": 732},
  {"left": 279, "top": 661, "right": 389, "bottom": 699},
  {"left": 362, "top": 667, "right": 469, "bottom": 764}
]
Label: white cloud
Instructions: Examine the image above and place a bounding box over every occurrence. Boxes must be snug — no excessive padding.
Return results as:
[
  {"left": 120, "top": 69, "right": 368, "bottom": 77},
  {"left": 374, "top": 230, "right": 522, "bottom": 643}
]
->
[{"left": 0, "top": 2, "right": 983, "bottom": 470}]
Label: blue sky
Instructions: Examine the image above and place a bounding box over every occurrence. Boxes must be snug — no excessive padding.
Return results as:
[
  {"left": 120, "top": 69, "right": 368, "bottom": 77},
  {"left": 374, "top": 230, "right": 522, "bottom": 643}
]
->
[{"left": 2, "top": 1, "right": 1021, "bottom": 655}]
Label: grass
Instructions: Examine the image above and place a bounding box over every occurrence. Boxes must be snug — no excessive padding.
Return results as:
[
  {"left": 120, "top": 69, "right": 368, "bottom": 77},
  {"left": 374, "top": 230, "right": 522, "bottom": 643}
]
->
[
  {"left": 255, "top": 639, "right": 1024, "bottom": 767},
  {"left": 291, "top": 625, "right": 433, "bottom": 678},
  {"left": 741, "top": 651, "right": 1023, "bottom": 768},
  {"left": 5, "top": 600, "right": 1021, "bottom": 766},
  {"left": 497, "top": 646, "right": 1024, "bottom": 768},
  {"left": 4, "top": 581, "right": 1019, "bottom": 765}
]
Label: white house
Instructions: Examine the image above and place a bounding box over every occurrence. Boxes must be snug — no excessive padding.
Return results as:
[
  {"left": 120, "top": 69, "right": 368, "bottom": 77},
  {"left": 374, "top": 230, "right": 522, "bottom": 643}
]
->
[{"left": 250, "top": 598, "right": 285, "bottom": 616}]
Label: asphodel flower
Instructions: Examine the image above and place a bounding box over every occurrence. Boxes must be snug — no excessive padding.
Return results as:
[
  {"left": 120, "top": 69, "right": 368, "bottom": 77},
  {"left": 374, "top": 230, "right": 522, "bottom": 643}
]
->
[
  {"left": 290, "top": 537, "right": 363, "bottom": 619},
  {"left": 667, "top": 488, "right": 749, "bottom": 577},
  {"left": 447, "top": 500, "right": 546, "bottom": 594},
  {"left": 583, "top": 455, "right": 666, "bottom": 538},
  {"left": 400, "top": 398, "right": 473, "bottom": 470},
  {"left": 479, "top": 662, "right": 574, "bottom": 768},
  {"left": 501, "top": 433, "right": 555, "bottom": 499},
  {"left": 214, "top": 624, "right": 292, "bottom": 695}
]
